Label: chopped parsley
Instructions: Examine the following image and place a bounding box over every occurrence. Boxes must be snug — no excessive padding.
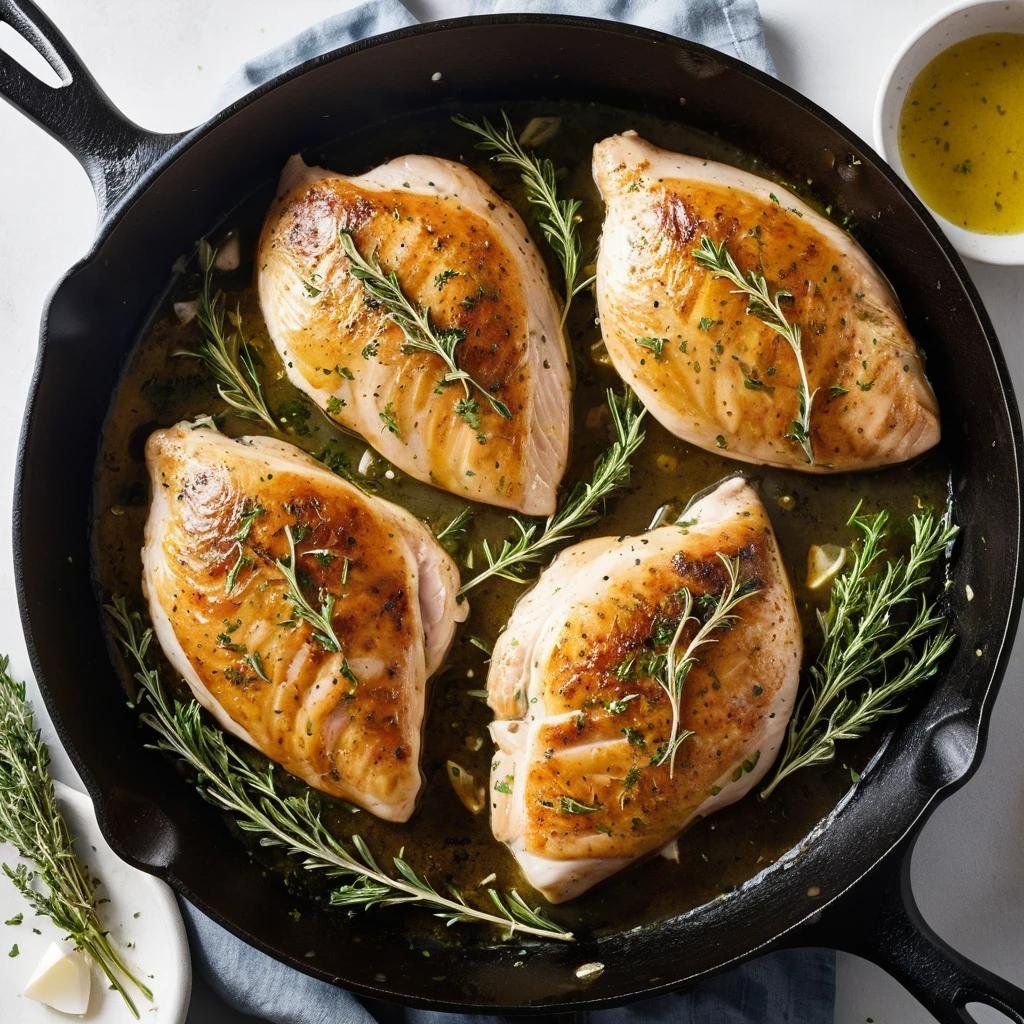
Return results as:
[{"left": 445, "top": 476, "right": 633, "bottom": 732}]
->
[
  {"left": 622, "top": 726, "right": 646, "bottom": 747},
  {"left": 634, "top": 336, "right": 667, "bottom": 360},
  {"left": 379, "top": 402, "right": 401, "bottom": 437},
  {"left": 605, "top": 694, "right": 640, "bottom": 715},
  {"left": 434, "top": 268, "right": 460, "bottom": 289},
  {"left": 559, "top": 796, "right": 600, "bottom": 815},
  {"left": 455, "top": 396, "right": 481, "bottom": 430}
]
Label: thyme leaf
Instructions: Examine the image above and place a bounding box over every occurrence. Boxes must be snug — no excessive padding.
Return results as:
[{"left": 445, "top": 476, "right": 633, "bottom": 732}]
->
[
  {"left": 692, "top": 235, "right": 816, "bottom": 463},
  {"left": 761, "top": 505, "right": 958, "bottom": 797},
  {"left": 458, "top": 387, "right": 646, "bottom": 595},
  {"left": 105, "top": 601, "right": 572, "bottom": 943}
]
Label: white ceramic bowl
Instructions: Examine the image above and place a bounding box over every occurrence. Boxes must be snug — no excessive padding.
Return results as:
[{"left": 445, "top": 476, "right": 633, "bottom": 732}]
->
[{"left": 875, "top": 0, "right": 1024, "bottom": 264}]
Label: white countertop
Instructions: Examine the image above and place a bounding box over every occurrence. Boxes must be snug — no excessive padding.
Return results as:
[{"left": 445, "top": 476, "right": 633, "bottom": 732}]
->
[{"left": 0, "top": 2, "right": 1020, "bottom": 1022}]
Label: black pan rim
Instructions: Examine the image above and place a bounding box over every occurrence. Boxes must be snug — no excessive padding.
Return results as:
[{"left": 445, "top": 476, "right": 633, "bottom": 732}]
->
[{"left": 12, "top": 12, "right": 1024, "bottom": 1013}]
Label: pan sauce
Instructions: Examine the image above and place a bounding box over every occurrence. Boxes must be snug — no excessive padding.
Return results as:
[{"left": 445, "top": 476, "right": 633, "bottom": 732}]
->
[{"left": 93, "top": 103, "right": 949, "bottom": 941}]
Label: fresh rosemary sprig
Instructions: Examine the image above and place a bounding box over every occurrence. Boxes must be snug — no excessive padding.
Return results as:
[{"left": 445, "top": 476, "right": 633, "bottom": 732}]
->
[
  {"left": 761, "top": 505, "right": 958, "bottom": 797},
  {"left": 339, "top": 231, "right": 511, "bottom": 429},
  {"left": 453, "top": 112, "right": 592, "bottom": 323},
  {"left": 0, "top": 657, "right": 152, "bottom": 1018},
  {"left": 177, "top": 240, "right": 277, "bottom": 430},
  {"left": 459, "top": 388, "right": 646, "bottom": 596},
  {"left": 274, "top": 526, "right": 357, "bottom": 683},
  {"left": 652, "top": 555, "right": 759, "bottom": 776},
  {"left": 692, "top": 235, "right": 816, "bottom": 464},
  {"left": 105, "top": 600, "right": 572, "bottom": 943},
  {"left": 435, "top": 507, "right": 474, "bottom": 544}
]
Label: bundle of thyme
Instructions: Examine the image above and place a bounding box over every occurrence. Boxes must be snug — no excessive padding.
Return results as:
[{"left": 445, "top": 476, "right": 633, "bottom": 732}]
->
[
  {"left": 105, "top": 600, "right": 572, "bottom": 943},
  {"left": 176, "top": 240, "right": 277, "bottom": 429},
  {"left": 762, "top": 505, "right": 958, "bottom": 797},
  {"left": 0, "top": 658, "right": 152, "bottom": 1017},
  {"left": 458, "top": 387, "right": 646, "bottom": 595},
  {"left": 453, "top": 112, "right": 592, "bottom": 322}
]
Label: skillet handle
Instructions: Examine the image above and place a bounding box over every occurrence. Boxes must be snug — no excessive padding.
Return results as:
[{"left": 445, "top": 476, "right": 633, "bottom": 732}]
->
[
  {"left": 805, "top": 836, "right": 1024, "bottom": 1023},
  {"left": 0, "top": 0, "right": 181, "bottom": 219}
]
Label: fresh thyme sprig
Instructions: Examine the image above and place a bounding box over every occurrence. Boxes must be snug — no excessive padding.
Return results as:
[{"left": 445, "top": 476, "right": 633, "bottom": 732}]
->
[
  {"left": 761, "top": 505, "right": 958, "bottom": 797},
  {"left": 339, "top": 231, "right": 511, "bottom": 429},
  {"left": 692, "top": 235, "right": 816, "bottom": 463},
  {"left": 653, "top": 555, "right": 759, "bottom": 776},
  {"left": 0, "top": 657, "right": 152, "bottom": 1018},
  {"left": 105, "top": 600, "right": 572, "bottom": 943},
  {"left": 458, "top": 388, "right": 646, "bottom": 596},
  {"left": 176, "top": 240, "right": 277, "bottom": 429},
  {"left": 274, "top": 526, "right": 357, "bottom": 683},
  {"left": 453, "top": 112, "right": 592, "bottom": 323}
]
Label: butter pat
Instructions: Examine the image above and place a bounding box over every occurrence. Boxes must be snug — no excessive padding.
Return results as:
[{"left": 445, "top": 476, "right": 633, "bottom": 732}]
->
[{"left": 23, "top": 942, "right": 91, "bottom": 1015}]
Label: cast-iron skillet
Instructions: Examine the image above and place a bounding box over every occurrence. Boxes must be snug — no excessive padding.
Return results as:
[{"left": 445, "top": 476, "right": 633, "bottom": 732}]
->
[{"left": 2, "top": 2, "right": 1023, "bottom": 1019}]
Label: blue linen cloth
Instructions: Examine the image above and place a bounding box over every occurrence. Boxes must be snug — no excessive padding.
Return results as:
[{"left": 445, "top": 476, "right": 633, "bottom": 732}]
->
[{"left": 192, "top": 2, "right": 833, "bottom": 1021}]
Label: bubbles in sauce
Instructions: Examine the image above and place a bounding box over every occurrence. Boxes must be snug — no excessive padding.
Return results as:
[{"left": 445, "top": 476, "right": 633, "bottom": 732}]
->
[{"left": 899, "top": 32, "right": 1024, "bottom": 234}]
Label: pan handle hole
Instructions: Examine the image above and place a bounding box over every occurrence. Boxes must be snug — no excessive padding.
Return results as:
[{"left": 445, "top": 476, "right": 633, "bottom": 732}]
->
[
  {"left": 0, "top": 21, "right": 63, "bottom": 88},
  {"left": 965, "top": 1001, "right": 1024, "bottom": 1024}
]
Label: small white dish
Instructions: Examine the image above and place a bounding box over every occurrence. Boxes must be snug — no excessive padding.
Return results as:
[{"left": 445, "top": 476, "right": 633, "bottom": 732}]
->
[
  {"left": 0, "top": 782, "right": 191, "bottom": 1023},
  {"left": 874, "top": 0, "right": 1024, "bottom": 264}
]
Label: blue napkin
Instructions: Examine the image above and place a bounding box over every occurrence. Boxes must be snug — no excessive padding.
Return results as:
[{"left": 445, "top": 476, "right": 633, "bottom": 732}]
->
[{"left": 193, "top": 2, "right": 832, "bottom": 1022}]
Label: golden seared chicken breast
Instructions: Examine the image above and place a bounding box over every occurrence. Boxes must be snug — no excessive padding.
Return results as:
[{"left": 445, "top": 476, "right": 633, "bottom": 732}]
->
[
  {"left": 142, "top": 422, "right": 466, "bottom": 822},
  {"left": 487, "top": 476, "right": 800, "bottom": 902},
  {"left": 256, "top": 154, "right": 571, "bottom": 515},
  {"left": 593, "top": 132, "right": 940, "bottom": 472}
]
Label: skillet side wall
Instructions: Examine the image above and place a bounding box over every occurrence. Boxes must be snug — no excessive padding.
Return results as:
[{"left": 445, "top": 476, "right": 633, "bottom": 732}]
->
[{"left": 14, "top": 17, "right": 1021, "bottom": 1011}]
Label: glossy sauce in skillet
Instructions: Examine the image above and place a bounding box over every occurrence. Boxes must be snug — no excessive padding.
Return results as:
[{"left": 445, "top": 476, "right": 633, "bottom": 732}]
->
[{"left": 93, "top": 103, "right": 949, "bottom": 940}]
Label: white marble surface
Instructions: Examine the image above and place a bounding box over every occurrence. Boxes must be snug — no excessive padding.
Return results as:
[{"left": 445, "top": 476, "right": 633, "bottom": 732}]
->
[{"left": 0, "top": 2, "right": 1021, "bottom": 1022}]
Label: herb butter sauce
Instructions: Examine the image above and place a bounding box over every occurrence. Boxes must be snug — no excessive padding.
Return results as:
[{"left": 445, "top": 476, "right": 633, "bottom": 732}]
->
[
  {"left": 94, "top": 103, "right": 949, "bottom": 943},
  {"left": 899, "top": 32, "right": 1024, "bottom": 234}
]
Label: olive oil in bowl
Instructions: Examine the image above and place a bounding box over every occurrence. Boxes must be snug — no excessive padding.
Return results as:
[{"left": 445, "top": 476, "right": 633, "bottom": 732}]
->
[{"left": 899, "top": 32, "right": 1024, "bottom": 234}]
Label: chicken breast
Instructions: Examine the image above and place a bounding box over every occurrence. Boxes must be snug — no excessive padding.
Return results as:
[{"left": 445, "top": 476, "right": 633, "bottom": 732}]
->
[
  {"left": 487, "top": 476, "right": 800, "bottom": 902},
  {"left": 141, "top": 422, "right": 467, "bottom": 822},
  {"left": 256, "top": 154, "right": 571, "bottom": 515},
  {"left": 594, "top": 132, "right": 940, "bottom": 472}
]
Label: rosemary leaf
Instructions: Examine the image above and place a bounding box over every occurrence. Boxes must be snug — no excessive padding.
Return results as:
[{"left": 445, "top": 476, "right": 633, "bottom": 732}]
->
[
  {"left": 0, "top": 657, "right": 152, "bottom": 1017},
  {"left": 105, "top": 600, "right": 572, "bottom": 943},
  {"left": 692, "top": 235, "right": 816, "bottom": 463},
  {"left": 176, "top": 241, "right": 277, "bottom": 429},
  {"left": 761, "top": 505, "right": 958, "bottom": 797},
  {"left": 453, "top": 111, "right": 592, "bottom": 323},
  {"left": 458, "top": 387, "right": 646, "bottom": 595},
  {"left": 339, "top": 231, "right": 511, "bottom": 426}
]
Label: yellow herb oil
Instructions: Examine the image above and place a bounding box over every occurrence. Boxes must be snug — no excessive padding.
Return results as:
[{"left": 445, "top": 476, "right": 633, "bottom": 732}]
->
[{"left": 899, "top": 32, "right": 1024, "bottom": 233}]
